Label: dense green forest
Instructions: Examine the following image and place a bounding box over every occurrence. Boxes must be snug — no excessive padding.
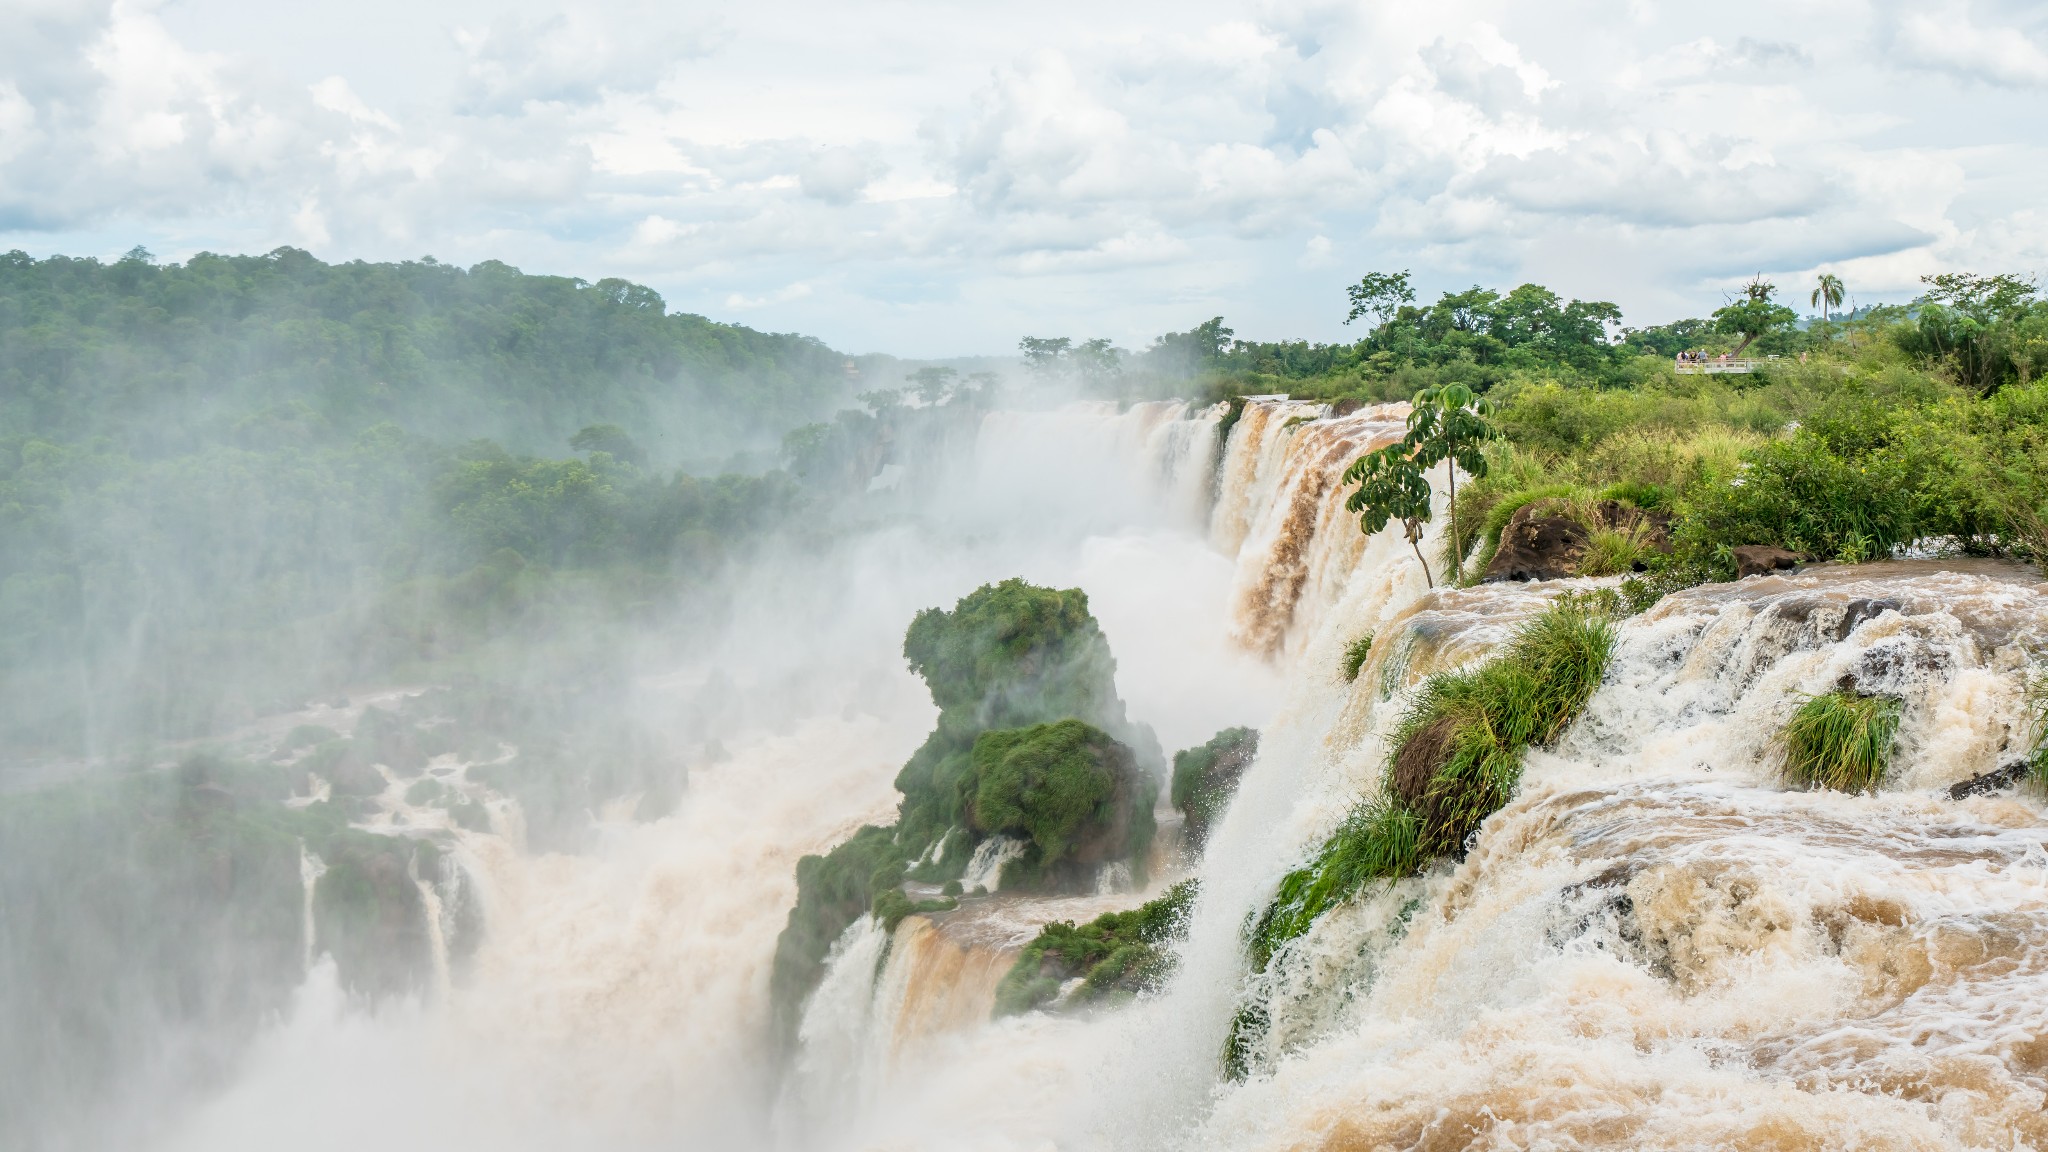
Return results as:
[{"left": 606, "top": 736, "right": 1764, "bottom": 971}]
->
[{"left": 0, "top": 248, "right": 887, "bottom": 755}]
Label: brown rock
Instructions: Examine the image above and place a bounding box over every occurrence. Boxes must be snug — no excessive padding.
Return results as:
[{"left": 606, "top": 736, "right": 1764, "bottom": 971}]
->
[
  {"left": 1483, "top": 506, "right": 1590, "bottom": 582},
  {"left": 1733, "top": 545, "right": 1803, "bottom": 578}
]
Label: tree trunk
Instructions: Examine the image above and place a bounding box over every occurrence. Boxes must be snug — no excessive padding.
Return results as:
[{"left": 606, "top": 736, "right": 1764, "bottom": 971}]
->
[
  {"left": 1445, "top": 457, "right": 1460, "bottom": 584},
  {"left": 1732, "top": 332, "right": 1757, "bottom": 356},
  {"left": 1405, "top": 519, "right": 1434, "bottom": 588}
]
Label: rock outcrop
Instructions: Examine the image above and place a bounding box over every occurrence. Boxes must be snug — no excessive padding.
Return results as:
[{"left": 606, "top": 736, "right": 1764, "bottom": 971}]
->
[
  {"left": 1733, "top": 545, "right": 1803, "bottom": 578},
  {"left": 1481, "top": 499, "right": 1672, "bottom": 583}
]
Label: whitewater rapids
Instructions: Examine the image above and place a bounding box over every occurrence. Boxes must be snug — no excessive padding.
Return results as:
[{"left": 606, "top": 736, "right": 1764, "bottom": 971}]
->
[{"left": 155, "top": 399, "right": 2048, "bottom": 1152}]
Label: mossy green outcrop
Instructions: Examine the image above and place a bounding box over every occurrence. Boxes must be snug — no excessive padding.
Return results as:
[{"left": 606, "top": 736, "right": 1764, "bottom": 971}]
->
[
  {"left": 770, "top": 579, "right": 1160, "bottom": 1052},
  {"left": 1171, "top": 727, "right": 1259, "bottom": 848},
  {"left": 993, "top": 880, "right": 1198, "bottom": 1016}
]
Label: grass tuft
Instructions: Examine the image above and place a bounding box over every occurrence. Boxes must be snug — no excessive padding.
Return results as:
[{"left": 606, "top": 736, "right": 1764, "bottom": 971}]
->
[
  {"left": 1577, "top": 522, "right": 1654, "bottom": 577},
  {"left": 1779, "top": 689, "right": 1901, "bottom": 793},
  {"left": 1341, "top": 633, "right": 1376, "bottom": 683}
]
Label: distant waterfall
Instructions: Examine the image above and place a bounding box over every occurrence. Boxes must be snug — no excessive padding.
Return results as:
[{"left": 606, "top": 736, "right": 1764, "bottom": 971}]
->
[{"left": 967, "top": 400, "right": 1223, "bottom": 534}]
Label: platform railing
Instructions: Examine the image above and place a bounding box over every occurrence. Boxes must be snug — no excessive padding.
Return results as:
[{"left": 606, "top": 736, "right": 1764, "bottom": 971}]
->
[{"left": 1673, "top": 356, "right": 1773, "bottom": 374}]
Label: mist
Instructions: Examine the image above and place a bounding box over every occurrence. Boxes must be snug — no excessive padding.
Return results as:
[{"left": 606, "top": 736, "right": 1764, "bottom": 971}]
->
[{"left": 0, "top": 250, "right": 1277, "bottom": 1150}]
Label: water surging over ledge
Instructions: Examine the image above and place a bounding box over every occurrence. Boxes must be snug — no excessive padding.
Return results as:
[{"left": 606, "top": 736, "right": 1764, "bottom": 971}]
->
[{"left": 153, "top": 397, "right": 2048, "bottom": 1152}]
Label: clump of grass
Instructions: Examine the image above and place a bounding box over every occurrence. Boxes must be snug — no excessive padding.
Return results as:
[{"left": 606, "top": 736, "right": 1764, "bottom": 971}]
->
[
  {"left": 1598, "top": 479, "right": 1671, "bottom": 510},
  {"left": 993, "top": 880, "right": 1198, "bottom": 1016},
  {"left": 1577, "top": 521, "right": 1654, "bottom": 577},
  {"left": 1245, "top": 594, "right": 1617, "bottom": 973},
  {"left": 1341, "top": 633, "right": 1375, "bottom": 683},
  {"left": 1779, "top": 689, "right": 1901, "bottom": 793},
  {"left": 2029, "top": 669, "right": 2048, "bottom": 788}
]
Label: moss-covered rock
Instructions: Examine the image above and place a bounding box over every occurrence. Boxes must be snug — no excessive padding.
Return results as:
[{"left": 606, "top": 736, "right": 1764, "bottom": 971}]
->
[
  {"left": 1171, "top": 727, "right": 1258, "bottom": 849},
  {"left": 312, "top": 834, "right": 432, "bottom": 998},
  {"left": 770, "top": 578, "right": 1161, "bottom": 1053},
  {"left": 992, "top": 880, "right": 1198, "bottom": 1016},
  {"left": 970, "top": 720, "right": 1152, "bottom": 891}
]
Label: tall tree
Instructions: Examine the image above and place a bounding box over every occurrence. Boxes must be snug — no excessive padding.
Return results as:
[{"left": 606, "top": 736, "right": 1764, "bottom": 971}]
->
[
  {"left": 1344, "top": 270, "right": 1416, "bottom": 327},
  {"left": 1811, "top": 273, "right": 1845, "bottom": 322},
  {"left": 1711, "top": 276, "right": 1797, "bottom": 356}
]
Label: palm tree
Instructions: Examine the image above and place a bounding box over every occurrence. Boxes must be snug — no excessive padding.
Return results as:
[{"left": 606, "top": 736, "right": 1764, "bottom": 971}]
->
[{"left": 1811, "top": 273, "right": 1845, "bottom": 322}]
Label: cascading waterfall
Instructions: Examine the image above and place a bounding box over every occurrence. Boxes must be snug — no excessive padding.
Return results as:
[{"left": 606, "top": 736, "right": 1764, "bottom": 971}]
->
[
  {"left": 298, "top": 843, "right": 326, "bottom": 971},
  {"left": 1200, "top": 559, "right": 2048, "bottom": 1150},
  {"left": 960, "top": 835, "right": 1027, "bottom": 893},
  {"left": 1222, "top": 402, "right": 1411, "bottom": 657},
  {"left": 154, "top": 396, "right": 2048, "bottom": 1152},
  {"left": 970, "top": 399, "right": 1223, "bottom": 534}
]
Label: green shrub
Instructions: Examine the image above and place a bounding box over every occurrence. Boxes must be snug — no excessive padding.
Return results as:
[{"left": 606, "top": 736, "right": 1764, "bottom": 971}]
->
[
  {"left": 1170, "top": 727, "right": 1260, "bottom": 847},
  {"left": 1780, "top": 689, "right": 1901, "bottom": 793},
  {"left": 1341, "top": 634, "right": 1375, "bottom": 682},
  {"left": 992, "top": 880, "right": 1198, "bottom": 1016},
  {"left": 970, "top": 720, "right": 1149, "bottom": 883}
]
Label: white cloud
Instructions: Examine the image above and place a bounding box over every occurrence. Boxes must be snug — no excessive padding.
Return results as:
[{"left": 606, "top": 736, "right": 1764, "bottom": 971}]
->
[
  {"left": 0, "top": 0, "right": 2045, "bottom": 351},
  {"left": 1882, "top": 0, "right": 2048, "bottom": 87}
]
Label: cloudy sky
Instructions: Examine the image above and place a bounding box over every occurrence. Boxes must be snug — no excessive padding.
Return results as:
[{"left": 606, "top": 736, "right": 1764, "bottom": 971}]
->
[{"left": 3, "top": 0, "right": 2046, "bottom": 354}]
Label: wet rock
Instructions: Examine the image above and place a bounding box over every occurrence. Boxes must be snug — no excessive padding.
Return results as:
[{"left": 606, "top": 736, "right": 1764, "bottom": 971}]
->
[
  {"left": 1483, "top": 509, "right": 1589, "bottom": 582},
  {"left": 1948, "top": 761, "right": 2031, "bottom": 800},
  {"left": 1835, "top": 597, "right": 1902, "bottom": 640},
  {"left": 1328, "top": 398, "right": 1365, "bottom": 417},
  {"left": 1733, "top": 545, "right": 1803, "bottom": 578}
]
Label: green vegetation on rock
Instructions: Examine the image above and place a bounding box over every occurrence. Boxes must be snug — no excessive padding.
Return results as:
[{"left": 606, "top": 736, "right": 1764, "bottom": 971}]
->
[
  {"left": 769, "top": 580, "right": 1159, "bottom": 1052},
  {"left": 970, "top": 720, "right": 1152, "bottom": 890},
  {"left": 1171, "top": 727, "right": 1260, "bottom": 848},
  {"left": 993, "top": 880, "right": 1199, "bottom": 1016},
  {"left": 1780, "top": 689, "right": 1902, "bottom": 793},
  {"left": 1248, "top": 594, "right": 1617, "bottom": 971},
  {"left": 1341, "top": 634, "right": 1376, "bottom": 683}
]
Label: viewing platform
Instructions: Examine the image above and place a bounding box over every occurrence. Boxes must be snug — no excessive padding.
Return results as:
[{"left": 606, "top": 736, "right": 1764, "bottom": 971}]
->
[{"left": 1674, "top": 355, "right": 1775, "bottom": 375}]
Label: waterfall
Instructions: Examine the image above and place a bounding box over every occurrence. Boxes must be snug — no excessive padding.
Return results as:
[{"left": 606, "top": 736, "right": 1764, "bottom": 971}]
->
[
  {"left": 1221, "top": 402, "right": 1411, "bottom": 657},
  {"left": 960, "top": 835, "right": 1026, "bottom": 893},
  {"left": 785, "top": 915, "right": 894, "bottom": 1131},
  {"left": 408, "top": 852, "right": 453, "bottom": 1004},
  {"left": 1197, "top": 559, "right": 2048, "bottom": 1148},
  {"left": 150, "top": 396, "right": 2048, "bottom": 1152},
  {"left": 298, "top": 843, "right": 326, "bottom": 971}
]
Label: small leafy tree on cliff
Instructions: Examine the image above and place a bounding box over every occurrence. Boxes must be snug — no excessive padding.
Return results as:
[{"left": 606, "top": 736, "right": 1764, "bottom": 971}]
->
[
  {"left": 1712, "top": 276, "right": 1797, "bottom": 355},
  {"left": 1344, "top": 384, "right": 1499, "bottom": 587},
  {"left": 1403, "top": 383, "right": 1498, "bottom": 583},
  {"left": 1343, "top": 444, "right": 1437, "bottom": 587}
]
